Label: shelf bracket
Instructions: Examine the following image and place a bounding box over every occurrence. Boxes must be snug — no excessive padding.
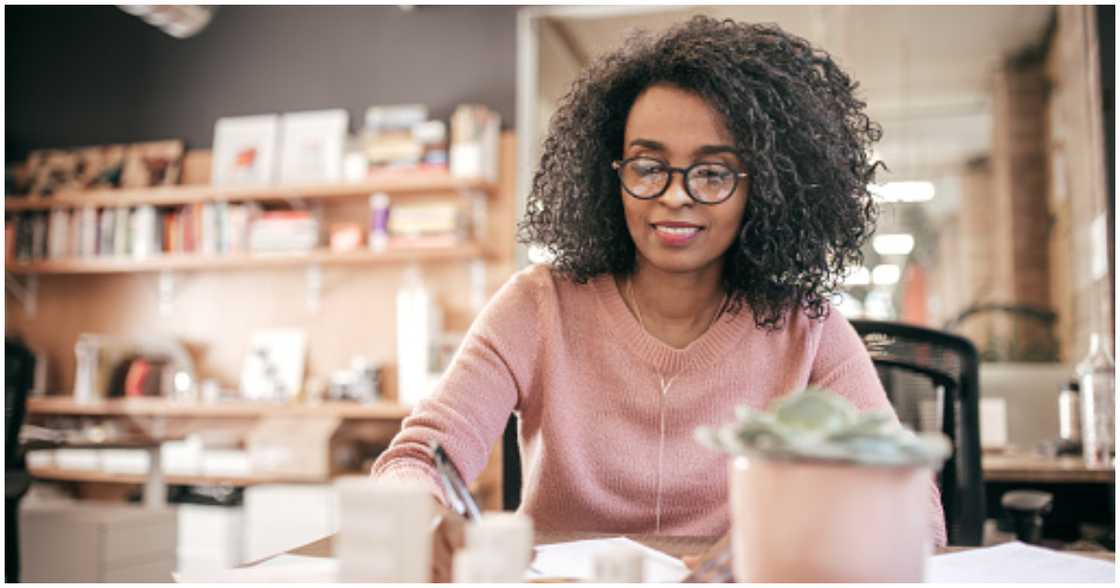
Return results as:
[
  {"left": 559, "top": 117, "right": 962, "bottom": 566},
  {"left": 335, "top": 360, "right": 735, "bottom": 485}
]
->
[
  {"left": 306, "top": 263, "right": 323, "bottom": 314},
  {"left": 157, "top": 270, "right": 177, "bottom": 318},
  {"left": 5, "top": 273, "right": 39, "bottom": 317}
]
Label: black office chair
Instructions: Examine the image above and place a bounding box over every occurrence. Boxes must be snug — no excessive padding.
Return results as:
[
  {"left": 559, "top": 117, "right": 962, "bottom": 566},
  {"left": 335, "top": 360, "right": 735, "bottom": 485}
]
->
[
  {"left": 851, "top": 319, "right": 986, "bottom": 546},
  {"left": 501, "top": 414, "right": 522, "bottom": 511},
  {"left": 6, "top": 337, "right": 37, "bottom": 582}
]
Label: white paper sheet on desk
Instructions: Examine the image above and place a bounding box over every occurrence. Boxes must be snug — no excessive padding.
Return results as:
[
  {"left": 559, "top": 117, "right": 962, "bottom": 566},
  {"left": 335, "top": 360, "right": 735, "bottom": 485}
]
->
[
  {"left": 527, "top": 536, "right": 690, "bottom": 582},
  {"left": 927, "top": 541, "right": 1115, "bottom": 583},
  {"left": 172, "top": 554, "right": 338, "bottom": 583}
]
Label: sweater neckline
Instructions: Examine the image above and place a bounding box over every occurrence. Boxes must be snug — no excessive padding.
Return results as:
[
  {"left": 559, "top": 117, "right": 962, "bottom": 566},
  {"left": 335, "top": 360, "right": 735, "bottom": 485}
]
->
[{"left": 591, "top": 273, "right": 749, "bottom": 375}]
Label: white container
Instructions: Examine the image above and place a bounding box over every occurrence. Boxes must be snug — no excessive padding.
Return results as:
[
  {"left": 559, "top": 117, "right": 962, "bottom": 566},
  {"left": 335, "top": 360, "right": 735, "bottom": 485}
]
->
[
  {"left": 396, "top": 266, "right": 440, "bottom": 407},
  {"left": 459, "top": 512, "right": 534, "bottom": 581},
  {"left": 334, "top": 477, "right": 432, "bottom": 582}
]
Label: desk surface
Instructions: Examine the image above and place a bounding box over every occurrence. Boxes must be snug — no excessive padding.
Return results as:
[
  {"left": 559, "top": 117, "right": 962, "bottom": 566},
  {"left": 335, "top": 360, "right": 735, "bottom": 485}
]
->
[
  {"left": 280, "top": 531, "right": 1115, "bottom": 563},
  {"left": 983, "top": 451, "right": 1115, "bottom": 484}
]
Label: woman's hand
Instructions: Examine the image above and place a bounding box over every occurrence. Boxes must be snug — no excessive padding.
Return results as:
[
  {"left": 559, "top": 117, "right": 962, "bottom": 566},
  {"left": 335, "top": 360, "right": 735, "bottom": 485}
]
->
[
  {"left": 430, "top": 502, "right": 467, "bottom": 582},
  {"left": 681, "top": 531, "right": 732, "bottom": 581}
]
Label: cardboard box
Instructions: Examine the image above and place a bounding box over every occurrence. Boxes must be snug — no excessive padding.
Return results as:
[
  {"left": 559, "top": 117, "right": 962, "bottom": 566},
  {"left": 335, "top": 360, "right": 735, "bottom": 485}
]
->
[
  {"left": 21, "top": 503, "right": 177, "bottom": 582},
  {"left": 246, "top": 415, "right": 341, "bottom": 480}
]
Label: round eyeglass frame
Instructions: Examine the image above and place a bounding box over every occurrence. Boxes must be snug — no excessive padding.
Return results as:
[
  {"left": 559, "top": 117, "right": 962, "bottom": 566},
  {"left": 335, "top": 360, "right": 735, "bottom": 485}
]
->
[{"left": 611, "top": 157, "right": 748, "bottom": 205}]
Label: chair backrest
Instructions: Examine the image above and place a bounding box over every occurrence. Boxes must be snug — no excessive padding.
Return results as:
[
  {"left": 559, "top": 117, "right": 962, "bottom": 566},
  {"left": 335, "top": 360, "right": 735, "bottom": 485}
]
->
[
  {"left": 5, "top": 336, "right": 36, "bottom": 470},
  {"left": 850, "top": 319, "right": 986, "bottom": 546},
  {"left": 501, "top": 414, "right": 522, "bottom": 511}
]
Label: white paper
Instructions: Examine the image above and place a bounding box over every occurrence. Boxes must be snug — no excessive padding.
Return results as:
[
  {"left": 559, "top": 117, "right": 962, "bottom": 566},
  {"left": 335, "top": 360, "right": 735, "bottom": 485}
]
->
[
  {"left": 927, "top": 542, "right": 1115, "bottom": 583},
  {"left": 526, "top": 536, "right": 690, "bottom": 583},
  {"left": 173, "top": 554, "right": 338, "bottom": 583}
]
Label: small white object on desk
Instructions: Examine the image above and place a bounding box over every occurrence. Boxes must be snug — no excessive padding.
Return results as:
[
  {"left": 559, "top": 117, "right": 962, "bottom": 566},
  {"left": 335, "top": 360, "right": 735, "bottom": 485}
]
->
[
  {"left": 927, "top": 541, "right": 1115, "bottom": 583},
  {"left": 455, "top": 512, "right": 534, "bottom": 582},
  {"left": 334, "top": 476, "right": 432, "bottom": 582}
]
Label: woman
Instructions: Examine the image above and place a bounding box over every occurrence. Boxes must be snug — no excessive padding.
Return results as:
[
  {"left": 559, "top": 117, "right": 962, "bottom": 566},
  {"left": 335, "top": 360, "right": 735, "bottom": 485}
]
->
[{"left": 372, "top": 15, "right": 947, "bottom": 576}]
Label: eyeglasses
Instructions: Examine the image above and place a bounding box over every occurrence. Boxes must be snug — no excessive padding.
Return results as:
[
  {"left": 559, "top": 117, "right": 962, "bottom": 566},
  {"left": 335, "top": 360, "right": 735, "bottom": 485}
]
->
[{"left": 611, "top": 157, "right": 748, "bottom": 204}]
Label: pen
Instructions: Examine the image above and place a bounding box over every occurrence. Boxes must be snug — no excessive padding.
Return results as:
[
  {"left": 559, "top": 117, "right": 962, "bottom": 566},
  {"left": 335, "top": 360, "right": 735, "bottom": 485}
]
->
[{"left": 429, "top": 440, "right": 482, "bottom": 521}]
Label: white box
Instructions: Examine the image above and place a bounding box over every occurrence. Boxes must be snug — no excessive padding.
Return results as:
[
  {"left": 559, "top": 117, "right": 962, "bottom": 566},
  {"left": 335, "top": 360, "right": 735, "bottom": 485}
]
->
[
  {"left": 243, "top": 484, "right": 337, "bottom": 562},
  {"left": 100, "top": 448, "right": 151, "bottom": 475},
  {"left": 177, "top": 504, "right": 244, "bottom": 568},
  {"left": 26, "top": 449, "right": 54, "bottom": 469},
  {"left": 54, "top": 448, "right": 100, "bottom": 470}
]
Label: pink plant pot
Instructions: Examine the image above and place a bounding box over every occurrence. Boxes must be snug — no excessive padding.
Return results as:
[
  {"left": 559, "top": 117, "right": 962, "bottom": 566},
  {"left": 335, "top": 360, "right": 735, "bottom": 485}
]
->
[{"left": 729, "top": 455, "right": 933, "bottom": 582}]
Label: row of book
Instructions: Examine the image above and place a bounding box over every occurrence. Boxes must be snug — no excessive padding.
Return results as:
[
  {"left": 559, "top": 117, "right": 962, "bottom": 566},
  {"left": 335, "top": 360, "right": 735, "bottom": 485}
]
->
[
  {"left": 6, "top": 203, "right": 321, "bottom": 262},
  {"left": 6, "top": 199, "right": 473, "bottom": 263}
]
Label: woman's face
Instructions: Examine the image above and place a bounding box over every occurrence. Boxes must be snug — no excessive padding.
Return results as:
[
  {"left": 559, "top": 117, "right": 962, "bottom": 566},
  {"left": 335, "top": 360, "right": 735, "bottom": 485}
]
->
[{"left": 620, "top": 83, "right": 749, "bottom": 277}]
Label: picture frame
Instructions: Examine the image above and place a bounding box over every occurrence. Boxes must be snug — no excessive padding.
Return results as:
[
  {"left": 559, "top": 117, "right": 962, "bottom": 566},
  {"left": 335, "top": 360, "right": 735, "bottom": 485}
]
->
[
  {"left": 75, "top": 144, "right": 127, "bottom": 190},
  {"left": 239, "top": 328, "right": 306, "bottom": 402},
  {"left": 211, "top": 114, "right": 280, "bottom": 186},
  {"left": 120, "top": 140, "right": 184, "bottom": 189},
  {"left": 278, "top": 109, "right": 349, "bottom": 184}
]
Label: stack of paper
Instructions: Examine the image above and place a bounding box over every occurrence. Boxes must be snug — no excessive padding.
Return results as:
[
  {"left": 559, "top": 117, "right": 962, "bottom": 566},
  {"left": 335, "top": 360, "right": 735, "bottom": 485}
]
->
[{"left": 927, "top": 541, "right": 1115, "bottom": 583}]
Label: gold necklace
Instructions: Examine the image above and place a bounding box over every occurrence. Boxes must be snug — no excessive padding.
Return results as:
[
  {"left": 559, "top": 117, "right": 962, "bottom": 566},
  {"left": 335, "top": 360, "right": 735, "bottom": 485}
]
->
[{"left": 626, "top": 276, "right": 727, "bottom": 341}]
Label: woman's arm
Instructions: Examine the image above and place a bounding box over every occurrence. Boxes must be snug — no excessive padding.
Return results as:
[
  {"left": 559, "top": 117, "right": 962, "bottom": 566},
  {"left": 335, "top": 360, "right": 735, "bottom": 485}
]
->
[
  {"left": 808, "top": 310, "right": 950, "bottom": 548},
  {"left": 371, "top": 268, "right": 543, "bottom": 503}
]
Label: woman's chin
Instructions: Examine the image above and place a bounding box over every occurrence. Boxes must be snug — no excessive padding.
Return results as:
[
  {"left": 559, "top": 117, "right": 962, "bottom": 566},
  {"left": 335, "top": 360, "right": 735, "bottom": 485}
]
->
[{"left": 638, "top": 249, "right": 719, "bottom": 276}]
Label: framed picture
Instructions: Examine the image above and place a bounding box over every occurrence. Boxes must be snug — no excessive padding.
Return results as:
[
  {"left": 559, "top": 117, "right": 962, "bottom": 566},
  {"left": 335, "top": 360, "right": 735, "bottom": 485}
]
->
[
  {"left": 121, "top": 140, "right": 184, "bottom": 189},
  {"left": 278, "top": 109, "right": 349, "bottom": 184},
  {"left": 239, "top": 328, "right": 306, "bottom": 402},
  {"left": 212, "top": 114, "right": 279, "bottom": 186},
  {"left": 27, "top": 149, "right": 79, "bottom": 196},
  {"left": 76, "top": 144, "right": 127, "bottom": 190}
]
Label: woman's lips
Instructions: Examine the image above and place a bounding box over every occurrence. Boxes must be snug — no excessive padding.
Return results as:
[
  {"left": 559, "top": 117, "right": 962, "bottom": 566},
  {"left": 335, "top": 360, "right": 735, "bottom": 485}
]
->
[{"left": 651, "top": 223, "right": 703, "bottom": 246}]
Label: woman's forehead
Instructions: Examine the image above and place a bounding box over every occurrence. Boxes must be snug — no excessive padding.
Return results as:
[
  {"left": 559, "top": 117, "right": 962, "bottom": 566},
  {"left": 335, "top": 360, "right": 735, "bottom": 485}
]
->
[{"left": 623, "top": 84, "right": 736, "bottom": 155}]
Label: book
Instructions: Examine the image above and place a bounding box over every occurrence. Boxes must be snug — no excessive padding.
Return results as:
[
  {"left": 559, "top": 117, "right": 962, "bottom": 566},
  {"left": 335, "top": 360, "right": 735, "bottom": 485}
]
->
[
  {"left": 113, "top": 207, "right": 129, "bottom": 257},
  {"left": 47, "top": 208, "right": 70, "bottom": 259},
  {"left": 98, "top": 208, "right": 115, "bottom": 256},
  {"left": 78, "top": 206, "right": 98, "bottom": 258}
]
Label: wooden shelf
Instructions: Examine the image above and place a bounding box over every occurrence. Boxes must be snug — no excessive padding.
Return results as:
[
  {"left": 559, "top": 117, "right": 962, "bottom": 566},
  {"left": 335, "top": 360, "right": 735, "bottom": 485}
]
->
[
  {"left": 5, "top": 174, "right": 496, "bottom": 211},
  {"left": 28, "top": 465, "right": 323, "bottom": 487},
  {"left": 26, "top": 397, "right": 414, "bottom": 420},
  {"left": 6, "top": 242, "right": 483, "bottom": 275}
]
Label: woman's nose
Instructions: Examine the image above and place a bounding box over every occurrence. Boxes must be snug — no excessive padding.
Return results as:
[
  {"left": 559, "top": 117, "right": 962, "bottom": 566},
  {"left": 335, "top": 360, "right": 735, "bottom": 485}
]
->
[{"left": 658, "top": 171, "right": 692, "bottom": 207}]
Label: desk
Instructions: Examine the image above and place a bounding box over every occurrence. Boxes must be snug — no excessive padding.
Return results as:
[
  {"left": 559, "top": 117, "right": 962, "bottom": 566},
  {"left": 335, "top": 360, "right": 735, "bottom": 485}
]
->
[
  {"left": 983, "top": 451, "right": 1115, "bottom": 484},
  {"left": 983, "top": 451, "right": 1114, "bottom": 542},
  {"left": 275, "top": 530, "right": 1115, "bottom": 564}
]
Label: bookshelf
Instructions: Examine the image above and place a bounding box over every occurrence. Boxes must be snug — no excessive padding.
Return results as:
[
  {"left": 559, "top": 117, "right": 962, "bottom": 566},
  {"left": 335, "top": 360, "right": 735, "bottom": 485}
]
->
[
  {"left": 4, "top": 174, "right": 496, "bottom": 211},
  {"left": 8, "top": 133, "right": 518, "bottom": 511},
  {"left": 26, "top": 397, "right": 413, "bottom": 419},
  {"left": 7, "top": 242, "right": 485, "bottom": 275},
  {"left": 27, "top": 465, "right": 322, "bottom": 488}
]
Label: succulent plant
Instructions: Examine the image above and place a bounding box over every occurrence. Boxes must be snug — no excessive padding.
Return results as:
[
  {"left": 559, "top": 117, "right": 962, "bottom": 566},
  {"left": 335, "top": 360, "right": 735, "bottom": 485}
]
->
[{"left": 695, "top": 388, "right": 952, "bottom": 467}]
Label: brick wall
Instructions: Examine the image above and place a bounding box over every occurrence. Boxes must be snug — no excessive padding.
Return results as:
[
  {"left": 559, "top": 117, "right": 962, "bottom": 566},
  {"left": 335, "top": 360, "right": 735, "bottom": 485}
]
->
[{"left": 1045, "top": 5, "right": 1113, "bottom": 362}]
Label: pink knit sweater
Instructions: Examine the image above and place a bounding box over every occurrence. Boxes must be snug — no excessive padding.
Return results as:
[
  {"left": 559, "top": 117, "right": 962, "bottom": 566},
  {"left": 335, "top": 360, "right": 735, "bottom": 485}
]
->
[{"left": 372, "top": 264, "right": 948, "bottom": 546}]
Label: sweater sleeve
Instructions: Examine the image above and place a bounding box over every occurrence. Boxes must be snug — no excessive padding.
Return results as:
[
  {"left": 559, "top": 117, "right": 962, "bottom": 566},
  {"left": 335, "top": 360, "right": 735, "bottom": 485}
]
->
[
  {"left": 370, "top": 267, "right": 543, "bottom": 503},
  {"left": 809, "top": 310, "right": 949, "bottom": 548}
]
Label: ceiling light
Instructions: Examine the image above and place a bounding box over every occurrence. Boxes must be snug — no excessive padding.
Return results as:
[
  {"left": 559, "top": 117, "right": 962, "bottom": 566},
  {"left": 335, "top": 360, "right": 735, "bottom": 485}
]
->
[
  {"left": 868, "top": 181, "right": 935, "bottom": 203},
  {"left": 873, "top": 234, "right": 915, "bottom": 256},
  {"left": 872, "top": 264, "right": 901, "bottom": 286},
  {"left": 843, "top": 266, "right": 871, "bottom": 286}
]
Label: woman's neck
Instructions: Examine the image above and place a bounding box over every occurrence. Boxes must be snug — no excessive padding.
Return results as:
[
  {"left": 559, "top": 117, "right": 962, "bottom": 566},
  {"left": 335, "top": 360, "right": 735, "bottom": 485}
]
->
[{"left": 618, "top": 261, "right": 726, "bottom": 349}]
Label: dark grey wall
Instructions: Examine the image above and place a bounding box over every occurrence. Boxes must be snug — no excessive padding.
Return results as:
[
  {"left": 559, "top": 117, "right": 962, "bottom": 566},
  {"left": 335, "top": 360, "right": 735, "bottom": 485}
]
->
[{"left": 5, "top": 6, "right": 518, "bottom": 161}]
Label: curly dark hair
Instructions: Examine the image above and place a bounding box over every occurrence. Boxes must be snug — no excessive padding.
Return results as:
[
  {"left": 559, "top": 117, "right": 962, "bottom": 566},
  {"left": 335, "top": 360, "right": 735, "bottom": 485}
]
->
[{"left": 518, "top": 15, "right": 881, "bottom": 330}]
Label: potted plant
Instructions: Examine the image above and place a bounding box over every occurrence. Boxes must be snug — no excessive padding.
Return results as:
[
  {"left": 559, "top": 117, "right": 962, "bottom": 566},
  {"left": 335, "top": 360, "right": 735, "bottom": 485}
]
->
[{"left": 696, "top": 388, "right": 951, "bottom": 582}]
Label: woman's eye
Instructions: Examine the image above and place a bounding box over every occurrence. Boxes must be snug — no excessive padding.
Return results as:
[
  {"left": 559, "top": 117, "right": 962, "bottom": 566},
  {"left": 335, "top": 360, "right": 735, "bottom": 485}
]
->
[
  {"left": 633, "top": 162, "right": 665, "bottom": 176},
  {"left": 697, "top": 169, "right": 731, "bottom": 182}
]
